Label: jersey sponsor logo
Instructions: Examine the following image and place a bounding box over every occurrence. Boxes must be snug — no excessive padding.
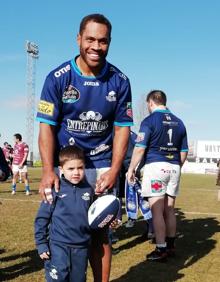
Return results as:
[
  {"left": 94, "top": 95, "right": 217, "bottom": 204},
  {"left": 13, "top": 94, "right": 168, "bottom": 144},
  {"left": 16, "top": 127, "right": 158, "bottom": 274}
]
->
[
  {"left": 62, "top": 85, "right": 80, "bottom": 103},
  {"left": 119, "top": 72, "right": 127, "bottom": 80},
  {"left": 165, "top": 114, "right": 171, "bottom": 121},
  {"left": 126, "top": 102, "right": 133, "bottom": 118},
  {"left": 136, "top": 132, "right": 145, "bottom": 143},
  {"left": 151, "top": 180, "right": 163, "bottom": 193},
  {"left": 165, "top": 154, "right": 174, "bottom": 159},
  {"left": 83, "top": 81, "right": 99, "bottom": 86},
  {"left": 68, "top": 137, "right": 75, "bottom": 145},
  {"left": 37, "top": 100, "right": 54, "bottom": 116},
  {"left": 58, "top": 194, "right": 67, "bottom": 198},
  {"left": 82, "top": 192, "right": 90, "bottom": 201},
  {"left": 67, "top": 111, "right": 108, "bottom": 134},
  {"left": 109, "top": 66, "right": 116, "bottom": 72},
  {"left": 90, "top": 144, "right": 110, "bottom": 155},
  {"left": 54, "top": 64, "right": 71, "bottom": 78},
  {"left": 106, "top": 91, "right": 116, "bottom": 102}
]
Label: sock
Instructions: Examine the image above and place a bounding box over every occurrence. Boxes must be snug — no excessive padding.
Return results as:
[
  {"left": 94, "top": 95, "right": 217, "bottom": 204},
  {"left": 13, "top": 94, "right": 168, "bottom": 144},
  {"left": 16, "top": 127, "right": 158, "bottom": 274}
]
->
[
  {"left": 12, "top": 184, "right": 16, "bottom": 191},
  {"left": 25, "top": 185, "right": 30, "bottom": 192},
  {"left": 156, "top": 243, "right": 167, "bottom": 252},
  {"left": 166, "top": 236, "right": 175, "bottom": 249}
]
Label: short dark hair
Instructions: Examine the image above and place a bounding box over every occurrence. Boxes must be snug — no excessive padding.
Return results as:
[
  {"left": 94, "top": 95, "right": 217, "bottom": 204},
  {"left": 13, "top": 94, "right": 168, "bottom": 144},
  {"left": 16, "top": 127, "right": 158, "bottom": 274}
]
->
[
  {"left": 4, "top": 142, "right": 8, "bottom": 146},
  {"left": 79, "top": 13, "right": 112, "bottom": 39},
  {"left": 14, "top": 133, "right": 22, "bottom": 141},
  {"left": 59, "top": 145, "right": 85, "bottom": 166},
  {"left": 146, "top": 90, "right": 167, "bottom": 106}
]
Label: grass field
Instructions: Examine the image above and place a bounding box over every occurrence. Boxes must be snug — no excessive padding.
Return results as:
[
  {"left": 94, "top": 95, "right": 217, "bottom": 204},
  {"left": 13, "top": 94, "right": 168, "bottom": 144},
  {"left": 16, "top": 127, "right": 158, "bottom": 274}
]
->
[{"left": 0, "top": 168, "right": 220, "bottom": 282}]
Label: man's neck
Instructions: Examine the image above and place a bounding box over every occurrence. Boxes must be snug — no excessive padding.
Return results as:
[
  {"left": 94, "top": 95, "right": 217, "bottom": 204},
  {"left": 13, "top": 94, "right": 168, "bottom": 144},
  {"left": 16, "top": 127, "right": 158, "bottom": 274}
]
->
[{"left": 76, "top": 56, "right": 104, "bottom": 77}]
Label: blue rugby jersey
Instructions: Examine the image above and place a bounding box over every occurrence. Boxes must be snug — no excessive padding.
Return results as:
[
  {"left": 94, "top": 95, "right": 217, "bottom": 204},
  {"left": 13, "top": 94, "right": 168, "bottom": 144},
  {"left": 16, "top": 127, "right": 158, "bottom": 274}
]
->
[
  {"left": 36, "top": 57, "right": 133, "bottom": 167},
  {"left": 135, "top": 109, "right": 188, "bottom": 164}
]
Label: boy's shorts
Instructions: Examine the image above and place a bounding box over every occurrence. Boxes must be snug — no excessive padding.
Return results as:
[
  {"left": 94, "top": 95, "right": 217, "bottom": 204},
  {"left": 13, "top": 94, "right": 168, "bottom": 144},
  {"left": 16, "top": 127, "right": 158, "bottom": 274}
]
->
[
  {"left": 12, "top": 164, "right": 28, "bottom": 174},
  {"left": 141, "top": 162, "right": 181, "bottom": 197}
]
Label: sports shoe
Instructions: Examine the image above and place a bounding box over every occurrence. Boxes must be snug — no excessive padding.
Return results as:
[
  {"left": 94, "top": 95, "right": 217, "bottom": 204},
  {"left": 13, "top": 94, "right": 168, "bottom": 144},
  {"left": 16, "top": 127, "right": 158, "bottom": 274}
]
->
[
  {"left": 11, "top": 190, "right": 16, "bottom": 195},
  {"left": 146, "top": 248, "right": 168, "bottom": 262},
  {"left": 25, "top": 191, "right": 30, "bottom": 196},
  {"left": 125, "top": 219, "right": 135, "bottom": 228},
  {"left": 166, "top": 248, "right": 175, "bottom": 257}
]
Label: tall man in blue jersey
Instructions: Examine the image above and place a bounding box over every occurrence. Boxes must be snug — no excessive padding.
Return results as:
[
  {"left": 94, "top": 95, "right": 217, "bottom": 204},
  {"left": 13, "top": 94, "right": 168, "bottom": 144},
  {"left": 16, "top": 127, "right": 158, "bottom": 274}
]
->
[
  {"left": 36, "top": 14, "right": 133, "bottom": 282},
  {"left": 127, "top": 90, "right": 188, "bottom": 262}
]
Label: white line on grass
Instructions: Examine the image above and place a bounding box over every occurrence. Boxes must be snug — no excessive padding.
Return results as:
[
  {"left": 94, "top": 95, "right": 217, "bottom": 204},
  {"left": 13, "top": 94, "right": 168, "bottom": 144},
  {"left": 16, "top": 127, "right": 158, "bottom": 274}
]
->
[
  {"left": 0, "top": 197, "right": 40, "bottom": 203},
  {"left": 181, "top": 211, "right": 220, "bottom": 217}
]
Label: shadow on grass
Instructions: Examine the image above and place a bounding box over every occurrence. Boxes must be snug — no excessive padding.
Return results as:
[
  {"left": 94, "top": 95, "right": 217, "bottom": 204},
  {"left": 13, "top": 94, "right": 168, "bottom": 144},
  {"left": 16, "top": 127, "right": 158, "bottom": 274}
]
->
[
  {"left": 0, "top": 249, "right": 43, "bottom": 281},
  {"left": 111, "top": 209, "right": 220, "bottom": 282}
]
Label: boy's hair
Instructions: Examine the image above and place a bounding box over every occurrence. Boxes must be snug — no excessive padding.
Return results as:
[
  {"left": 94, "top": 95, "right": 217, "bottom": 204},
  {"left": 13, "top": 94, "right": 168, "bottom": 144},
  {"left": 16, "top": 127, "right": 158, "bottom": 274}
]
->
[
  {"left": 146, "top": 90, "right": 167, "bottom": 106},
  {"left": 79, "top": 13, "right": 112, "bottom": 39},
  {"left": 14, "top": 133, "right": 22, "bottom": 141},
  {"left": 59, "top": 145, "right": 85, "bottom": 166}
]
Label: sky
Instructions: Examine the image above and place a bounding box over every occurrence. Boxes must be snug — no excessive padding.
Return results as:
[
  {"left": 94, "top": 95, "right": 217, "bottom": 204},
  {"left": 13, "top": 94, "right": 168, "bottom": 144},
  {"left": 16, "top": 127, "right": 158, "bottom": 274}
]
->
[{"left": 0, "top": 0, "right": 220, "bottom": 158}]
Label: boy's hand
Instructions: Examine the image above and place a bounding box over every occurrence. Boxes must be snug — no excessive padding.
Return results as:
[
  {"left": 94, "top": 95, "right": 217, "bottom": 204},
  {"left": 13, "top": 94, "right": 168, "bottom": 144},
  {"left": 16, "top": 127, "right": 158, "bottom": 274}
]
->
[{"left": 40, "top": 251, "right": 50, "bottom": 260}]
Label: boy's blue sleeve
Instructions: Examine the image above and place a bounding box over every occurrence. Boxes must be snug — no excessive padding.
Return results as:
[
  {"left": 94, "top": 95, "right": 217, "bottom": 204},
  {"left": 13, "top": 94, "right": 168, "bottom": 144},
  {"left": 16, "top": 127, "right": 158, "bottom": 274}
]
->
[{"left": 34, "top": 200, "right": 55, "bottom": 255}]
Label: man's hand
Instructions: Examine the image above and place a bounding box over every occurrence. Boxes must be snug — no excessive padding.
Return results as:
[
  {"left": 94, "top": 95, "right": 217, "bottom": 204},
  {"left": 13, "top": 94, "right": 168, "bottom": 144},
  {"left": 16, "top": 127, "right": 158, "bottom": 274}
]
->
[
  {"left": 40, "top": 251, "right": 50, "bottom": 260},
  {"left": 39, "top": 170, "right": 60, "bottom": 203},
  {"left": 127, "top": 168, "right": 136, "bottom": 185},
  {"left": 95, "top": 169, "right": 117, "bottom": 194}
]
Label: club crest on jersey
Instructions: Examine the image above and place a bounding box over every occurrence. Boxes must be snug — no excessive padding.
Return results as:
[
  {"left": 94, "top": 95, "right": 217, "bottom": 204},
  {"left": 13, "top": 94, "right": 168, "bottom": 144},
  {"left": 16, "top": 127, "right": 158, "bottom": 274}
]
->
[
  {"left": 135, "top": 132, "right": 145, "bottom": 143},
  {"left": 82, "top": 192, "right": 90, "bottom": 201},
  {"left": 106, "top": 91, "right": 117, "bottom": 102},
  {"left": 151, "top": 180, "right": 163, "bottom": 193},
  {"left": 62, "top": 85, "right": 80, "bottom": 103}
]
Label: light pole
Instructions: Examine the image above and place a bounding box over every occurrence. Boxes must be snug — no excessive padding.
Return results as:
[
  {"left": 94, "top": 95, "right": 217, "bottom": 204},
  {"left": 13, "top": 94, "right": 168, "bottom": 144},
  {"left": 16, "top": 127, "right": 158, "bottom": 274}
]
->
[{"left": 25, "top": 41, "right": 39, "bottom": 165}]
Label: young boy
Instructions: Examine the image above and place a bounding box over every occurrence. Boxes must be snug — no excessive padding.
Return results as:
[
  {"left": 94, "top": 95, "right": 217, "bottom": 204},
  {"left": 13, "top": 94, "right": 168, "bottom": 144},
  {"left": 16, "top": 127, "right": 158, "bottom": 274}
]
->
[{"left": 35, "top": 146, "right": 94, "bottom": 282}]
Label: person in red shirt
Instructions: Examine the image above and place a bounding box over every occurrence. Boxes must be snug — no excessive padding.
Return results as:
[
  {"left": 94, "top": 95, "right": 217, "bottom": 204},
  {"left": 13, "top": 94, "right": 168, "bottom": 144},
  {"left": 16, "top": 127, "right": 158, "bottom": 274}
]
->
[{"left": 11, "top": 133, "right": 30, "bottom": 195}]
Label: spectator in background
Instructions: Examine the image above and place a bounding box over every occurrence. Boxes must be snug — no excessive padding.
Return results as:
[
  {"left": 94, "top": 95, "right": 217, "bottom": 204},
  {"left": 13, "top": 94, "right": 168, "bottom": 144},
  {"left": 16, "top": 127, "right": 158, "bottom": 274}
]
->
[
  {"left": 2, "top": 142, "right": 13, "bottom": 176},
  {"left": 11, "top": 133, "right": 30, "bottom": 195},
  {"left": 0, "top": 147, "right": 10, "bottom": 181}
]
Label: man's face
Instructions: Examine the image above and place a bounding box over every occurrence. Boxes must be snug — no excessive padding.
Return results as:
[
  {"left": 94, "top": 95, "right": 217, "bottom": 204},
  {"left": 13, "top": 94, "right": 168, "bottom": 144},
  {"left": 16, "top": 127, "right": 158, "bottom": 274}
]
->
[{"left": 77, "top": 21, "right": 110, "bottom": 70}]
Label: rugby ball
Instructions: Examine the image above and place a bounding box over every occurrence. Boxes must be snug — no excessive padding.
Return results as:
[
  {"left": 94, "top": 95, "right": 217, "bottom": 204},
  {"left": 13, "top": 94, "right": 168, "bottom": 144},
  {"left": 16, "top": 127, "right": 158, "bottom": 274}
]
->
[{"left": 88, "top": 195, "right": 120, "bottom": 229}]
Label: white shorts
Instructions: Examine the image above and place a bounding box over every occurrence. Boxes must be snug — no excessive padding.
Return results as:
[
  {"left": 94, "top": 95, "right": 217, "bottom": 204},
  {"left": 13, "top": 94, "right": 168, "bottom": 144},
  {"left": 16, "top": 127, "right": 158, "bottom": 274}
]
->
[
  {"left": 85, "top": 167, "right": 119, "bottom": 195},
  {"left": 141, "top": 162, "right": 181, "bottom": 197},
  {"left": 12, "top": 164, "right": 28, "bottom": 174}
]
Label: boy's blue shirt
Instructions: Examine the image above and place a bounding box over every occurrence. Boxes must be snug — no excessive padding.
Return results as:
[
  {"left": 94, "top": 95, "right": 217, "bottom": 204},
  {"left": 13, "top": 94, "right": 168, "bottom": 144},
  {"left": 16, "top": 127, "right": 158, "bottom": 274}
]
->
[{"left": 35, "top": 177, "right": 94, "bottom": 255}]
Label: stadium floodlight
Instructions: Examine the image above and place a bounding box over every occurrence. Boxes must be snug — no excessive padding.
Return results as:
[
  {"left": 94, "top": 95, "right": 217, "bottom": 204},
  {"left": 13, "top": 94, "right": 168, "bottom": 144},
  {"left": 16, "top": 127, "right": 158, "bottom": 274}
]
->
[{"left": 26, "top": 41, "right": 39, "bottom": 58}]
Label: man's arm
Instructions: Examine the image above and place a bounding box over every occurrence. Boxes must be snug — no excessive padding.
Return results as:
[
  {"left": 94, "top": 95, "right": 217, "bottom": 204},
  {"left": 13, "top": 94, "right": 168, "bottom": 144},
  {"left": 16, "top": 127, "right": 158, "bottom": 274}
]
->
[
  {"left": 96, "top": 126, "right": 130, "bottom": 193},
  {"left": 38, "top": 123, "right": 59, "bottom": 200},
  {"left": 127, "top": 146, "right": 146, "bottom": 184},
  {"left": 180, "top": 151, "right": 188, "bottom": 167},
  {"left": 19, "top": 151, "right": 28, "bottom": 168}
]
